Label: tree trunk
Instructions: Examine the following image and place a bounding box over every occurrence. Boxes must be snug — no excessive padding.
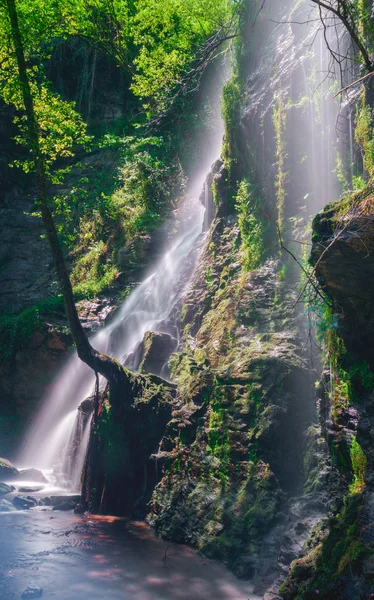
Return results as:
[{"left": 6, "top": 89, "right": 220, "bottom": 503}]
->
[{"left": 6, "top": 0, "right": 129, "bottom": 386}]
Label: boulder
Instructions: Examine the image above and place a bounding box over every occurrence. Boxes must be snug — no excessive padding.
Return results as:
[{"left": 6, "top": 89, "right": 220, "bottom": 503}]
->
[
  {"left": 49, "top": 495, "right": 80, "bottom": 506},
  {"left": 0, "top": 482, "right": 14, "bottom": 495},
  {"left": 18, "top": 486, "right": 44, "bottom": 493},
  {"left": 21, "top": 586, "right": 43, "bottom": 599},
  {"left": 125, "top": 331, "right": 177, "bottom": 377},
  {"left": 18, "top": 468, "right": 48, "bottom": 483},
  {"left": 0, "top": 499, "right": 16, "bottom": 512},
  {"left": 78, "top": 397, "right": 95, "bottom": 423},
  {"left": 0, "top": 457, "right": 19, "bottom": 480},
  {"left": 12, "top": 496, "right": 37, "bottom": 510},
  {"left": 52, "top": 501, "right": 76, "bottom": 511}
]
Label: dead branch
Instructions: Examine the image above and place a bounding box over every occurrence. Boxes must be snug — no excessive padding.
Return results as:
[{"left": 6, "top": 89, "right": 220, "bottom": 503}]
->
[{"left": 333, "top": 70, "right": 374, "bottom": 97}]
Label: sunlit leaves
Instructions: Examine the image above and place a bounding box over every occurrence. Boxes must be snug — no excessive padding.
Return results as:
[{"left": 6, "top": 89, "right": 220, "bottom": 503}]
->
[
  {"left": 0, "top": 1, "right": 92, "bottom": 177},
  {"left": 131, "top": 0, "right": 236, "bottom": 113}
]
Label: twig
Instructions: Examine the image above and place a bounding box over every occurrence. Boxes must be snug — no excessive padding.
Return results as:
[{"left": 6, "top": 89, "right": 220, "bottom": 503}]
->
[
  {"left": 333, "top": 70, "right": 374, "bottom": 97},
  {"left": 253, "top": 0, "right": 266, "bottom": 27},
  {"left": 292, "top": 219, "right": 351, "bottom": 309},
  {"left": 257, "top": 206, "right": 329, "bottom": 305},
  {"left": 162, "top": 545, "right": 171, "bottom": 567}
]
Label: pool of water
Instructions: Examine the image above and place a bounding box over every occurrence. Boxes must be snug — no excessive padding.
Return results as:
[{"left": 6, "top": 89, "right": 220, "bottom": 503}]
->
[{"left": 0, "top": 510, "right": 257, "bottom": 599}]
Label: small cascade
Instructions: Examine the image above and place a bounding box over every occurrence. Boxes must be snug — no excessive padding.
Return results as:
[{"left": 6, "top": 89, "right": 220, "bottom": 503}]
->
[{"left": 59, "top": 399, "right": 93, "bottom": 491}]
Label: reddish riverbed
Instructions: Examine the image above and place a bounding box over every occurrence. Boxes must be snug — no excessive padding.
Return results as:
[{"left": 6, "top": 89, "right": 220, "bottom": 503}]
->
[{"left": 0, "top": 510, "right": 256, "bottom": 599}]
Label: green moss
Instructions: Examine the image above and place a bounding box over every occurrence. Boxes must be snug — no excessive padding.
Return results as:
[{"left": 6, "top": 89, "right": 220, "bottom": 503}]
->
[
  {"left": 281, "top": 488, "right": 369, "bottom": 599},
  {"left": 0, "top": 295, "right": 65, "bottom": 366},
  {"left": 221, "top": 74, "right": 243, "bottom": 175},
  {"left": 349, "top": 437, "right": 367, "bottom": 494},
  {"left": 272, "top": 96, "right": 287, "bottom": 231},
  {"left": 235, "top": 179, "right": 265, "bottom": 271},
  {"left": 95, "top": 400, "right": 127, "bottom": 475},
  {"left": 355, "top": 89, "right": 374, "bottom": 180}
]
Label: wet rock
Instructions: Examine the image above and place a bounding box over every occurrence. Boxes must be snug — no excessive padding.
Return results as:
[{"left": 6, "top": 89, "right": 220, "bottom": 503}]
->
[
  {"left": 18, "top": 468, "right": 48, "bottom": 483},
  {"left": 199, "top": 160, "right": 220, "bottom": 229},
  {"left": 0, "top": 499, "right": 16, "bottom": 512},
  {"left": 117, "top": 235, "right": 152, "bottom": 272},
  {"left": 12, "top": 496, "right": 37, "bottom": 510},
  {"left": 18, "top": 486, "right": 44, "bottom": 493},
  {"left": 46, "top": 333, "right": 68, "bottom": 351},
  {"left": 21, "top": 586, "right": 43, "bottom": 599},
  {"left": 0, "top": 482, "right": 14, "bottom": 495},
  {"left": 125, "top": 331, "right": 177, "bottom": 377},
  {"left": 77, "top": 298, "right": 117, "bottom": 333},
  {"left": 79, "top": 397, "right": 94, "bottom": 417},
  {"left": 52, "top": 501, "right": 76, "bottom": 511},
  {"left": 49, "top": 495, "right": 80, "bottom": 506},
  {"left": 81, "top": 373, "right": 176, "bottom": 516},
  {"left": 0, "top": 457, "right": 19, "bottom": 480}
]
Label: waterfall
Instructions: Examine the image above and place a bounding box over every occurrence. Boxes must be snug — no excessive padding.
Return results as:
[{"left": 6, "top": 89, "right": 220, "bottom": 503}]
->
[{"left": 18, "top": 131, "right": 224, "bottom": 492}]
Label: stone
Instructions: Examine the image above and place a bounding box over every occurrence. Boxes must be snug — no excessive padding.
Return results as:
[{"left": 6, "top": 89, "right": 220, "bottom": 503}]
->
[
  {"left": 0, "top": 457, "right": 19, "bottom": 480},
  {"left": 0, "top": 482, "right": 14, "bottom": 495},
  {"left": 0, "top": 499, "right": 16, "bottom": 512},
  {"left": 18, "top": 469, "right": 48, "bottom": 483},
  {"left": 12, "top": 496, "right": 37, "bottom": 510},
  {"left": 21, "top": 586, "right": 43, "bottom": 599},
  {"left": 18, "top": 486, "right": 44, "bottom": 493},
  {"left": 47, "top": 334, "right": 67, "bottom": 351},
  {"left": 49, "top": 495, "right": 80, "bottom": 505},
  {"left": 125, "top": 331, "right": 177, "bottom": 377},
  {"left": 78, "top": 397, "right": 94, "bottom": 423},
  {"left": 52, "top": 501, "right": 76, "bottom": 511}
]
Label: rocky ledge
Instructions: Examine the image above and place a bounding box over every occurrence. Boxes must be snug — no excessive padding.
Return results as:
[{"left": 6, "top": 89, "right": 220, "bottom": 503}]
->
[{"left": 311, "top": 193, "right": 374, "bottom": 369}]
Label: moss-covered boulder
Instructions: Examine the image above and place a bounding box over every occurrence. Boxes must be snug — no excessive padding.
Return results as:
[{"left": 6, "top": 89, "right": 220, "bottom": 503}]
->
[
  {"left": 81, "top": 370, "right": 177, "bottom": 517},
  {"left": 125, "top": 331, "right": 177, "bottom": 377}
]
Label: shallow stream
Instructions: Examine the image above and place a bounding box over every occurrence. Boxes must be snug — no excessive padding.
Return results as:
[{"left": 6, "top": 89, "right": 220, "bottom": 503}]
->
[{"left": 0, "top": 509, "right": 256, "bottom": 600}]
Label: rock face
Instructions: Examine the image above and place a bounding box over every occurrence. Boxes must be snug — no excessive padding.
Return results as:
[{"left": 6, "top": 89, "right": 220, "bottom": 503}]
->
[
  {"left": 278, "top": 196, "right": 374, "bottom": 600},
  {"left": 147, "top": 216, "right": 325, "bottom": 588},
  {"left": 0, "top": 183, "right": 56, "bottom": 313},
  {"left": 125, "top": 331, "right": 177, "bottom": 378},
  {"left": 311, "top": 196, "right": 374, "bottom": 369}
]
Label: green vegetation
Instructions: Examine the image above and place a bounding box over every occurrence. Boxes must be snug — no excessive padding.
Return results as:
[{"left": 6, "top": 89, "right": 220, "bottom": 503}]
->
[
  {"left": 355, "top": 89, "right": 374, "bottom": 180},
  {"left": 235, "top": 179, "right": 265, "bottom": 270},
  {"left": 0, "top": 296, "right": 65, "bottom": 366},
  {"left": 349, "top": 436, "right": 367, "bottom": 494},
  {"left": 281, "top": 492, "right": 368, "bottom": 599},
  {"left": 0, "top": 0, "right": 241, "bottom": 361},
  {"left": 221, "top": 74, "right": 243, "bottom": 177},
  {"left": 272, "top": 96, "right": 287, "bottom": 231},
  {"left": 132, "top": 0, "right": 238, "bottom": 116}
]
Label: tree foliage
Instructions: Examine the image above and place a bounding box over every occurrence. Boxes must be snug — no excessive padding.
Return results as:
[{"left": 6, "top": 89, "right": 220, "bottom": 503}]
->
[{"left": 131, "top": 0, "right": 238, "bottom": 115}]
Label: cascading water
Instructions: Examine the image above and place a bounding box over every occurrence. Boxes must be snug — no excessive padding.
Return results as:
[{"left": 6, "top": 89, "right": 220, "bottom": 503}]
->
[{"left": 18, "top": 130, "right": 224, "bottom": 492}]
